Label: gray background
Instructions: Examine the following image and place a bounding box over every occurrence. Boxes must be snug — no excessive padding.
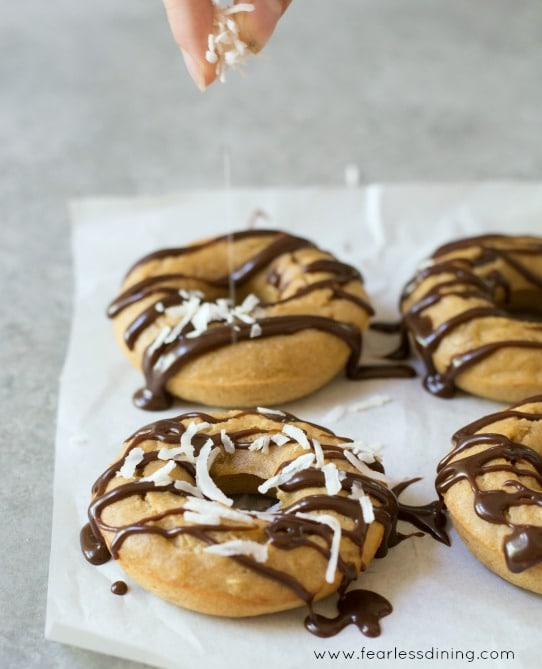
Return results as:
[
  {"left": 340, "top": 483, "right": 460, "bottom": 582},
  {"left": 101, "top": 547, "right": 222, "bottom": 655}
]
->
[{"left": 2, "top": 1, "right": 541, "bottom": 667}]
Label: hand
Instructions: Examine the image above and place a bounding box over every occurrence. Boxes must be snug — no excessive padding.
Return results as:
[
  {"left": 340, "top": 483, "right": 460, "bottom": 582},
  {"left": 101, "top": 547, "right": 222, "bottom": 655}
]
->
[{"left": 162, "top": 0, "right": 292, "bottom": 89}]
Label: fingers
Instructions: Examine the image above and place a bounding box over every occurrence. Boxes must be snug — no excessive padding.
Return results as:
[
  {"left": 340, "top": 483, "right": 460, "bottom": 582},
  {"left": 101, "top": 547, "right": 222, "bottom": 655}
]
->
[
  {"left": 162, "top": 0, "right": 216, "bottom": 90},
  {"left": 235, "top": 0, "right": 292, "bottom": 53},
  {"left": 162, "top": 0, "right": 293, "bottom": 89}
]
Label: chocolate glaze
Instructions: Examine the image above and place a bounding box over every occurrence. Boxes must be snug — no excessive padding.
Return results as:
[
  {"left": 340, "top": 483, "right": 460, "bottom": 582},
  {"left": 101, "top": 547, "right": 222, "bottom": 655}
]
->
[
  {"left": 81, "top": 410, "right": 449, "bottom": 636},
  {"left": 400, "top": 235, "right": 542, "bottom": 398},
  {"left": 108, "top": 230, "right": 415, "bottom": 411},
  {"left": 436, "top": 397, "right": 542, "bottom": 573},
  {"left": 305, "top": 589, "right": 393, "bottom": 638}
]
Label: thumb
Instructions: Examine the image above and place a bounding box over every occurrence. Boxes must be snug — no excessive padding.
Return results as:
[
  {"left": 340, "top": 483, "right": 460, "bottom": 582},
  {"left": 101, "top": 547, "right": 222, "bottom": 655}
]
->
[{"left": 236, "top": 0, "right": 292, "bottom": 53}]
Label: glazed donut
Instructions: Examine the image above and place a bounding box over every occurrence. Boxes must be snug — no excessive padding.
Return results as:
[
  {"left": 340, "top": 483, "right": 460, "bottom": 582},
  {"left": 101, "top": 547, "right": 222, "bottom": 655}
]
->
[
  {"left": 436, "top": 395, "right": 542, "bottom": 594},
  {"left": 80, "top": 408, "right": 395, "bottom": 617},
  {"left": 107, "top": 229, "right": 374, "bottom": 410},
  {"left": 400, "top": 234, "right": 542, "bottom": 402}
]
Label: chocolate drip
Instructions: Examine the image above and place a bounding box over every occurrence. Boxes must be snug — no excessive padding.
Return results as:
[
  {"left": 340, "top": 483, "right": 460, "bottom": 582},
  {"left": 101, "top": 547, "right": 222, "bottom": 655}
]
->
[
  {"left": 80, "top": 522, "right": 111, "bottom": 565},
  {"left": 400, "top": 235, "right": 542, "bottom": 398},
  {"left": 436, "top": 399, "right": 542, "bottom": 573},
  {"left": 82, "top": 410, "right": 449, "bottom": 636},
  {"left": 305, "top": 589, "right": 392, "bottom": 638}
]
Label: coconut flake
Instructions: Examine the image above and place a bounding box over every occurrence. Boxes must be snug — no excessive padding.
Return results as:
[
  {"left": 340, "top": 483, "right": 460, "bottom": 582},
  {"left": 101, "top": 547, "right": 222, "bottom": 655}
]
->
[
  {"left": 343, "top": 449, "right": 390, "bottom": 485},
  {"left": 248, "top": 435, "right": 271, "bottom": 453},
  {"left": 204, "top": 539, "right": 268, "bottom": 562},
  {"left": 220, "top": 429, "right": 236, "bottom": 454},
  {"left": 312, "top": 438, "right": 325, "bottom": 468},
  {"left": 257, "top": 406, "right": 286, "bottom": 416},
  {"left": 173, "top": 480, "right": 204, "bottom": 498},
  {"left": 271, "top": 433, "right": 290, "bottom": 447},
  {"left": 195, "top": 438, "right": 233, "bottom": 506},
  {"left": 147, "top": 325, "right": 172, "bottom": 356},
  {"left": 178, "top": 421, "right": 210, "bottom": 463},
  {"left": 322, "top": 395, "right": 392, "bottom": 425},
  {"left": 183, "top": 497, "right": 254, "bottom": 525},
  {"left": 322, "top": 462, "right": 342, "bottom": 495},
  {"left": 350, "top": 394, "right": 391, "bottom": 412},
  {"left": 282, "top": 424, "right": 311, "bottom": 450},
  {"left": 258, "top": 452, "right": 315, "bottom": 494},
  {"left": 349, "top": 482, "right": 375, "bottom": 524},
  {"left": 116, "top": 447, "right": 145, "bottom": 479},
  {"left": 321, "top": 405, "right": 346, "bottom": 424},
  {"left": 296, "top": 512, "right": 342, "bottom": 583},
  {"left": 140, "top": 460, "right": 177, "bottom": 487},
  {"left": 249, "top": 322, "right": 262, "bottom": 338}
]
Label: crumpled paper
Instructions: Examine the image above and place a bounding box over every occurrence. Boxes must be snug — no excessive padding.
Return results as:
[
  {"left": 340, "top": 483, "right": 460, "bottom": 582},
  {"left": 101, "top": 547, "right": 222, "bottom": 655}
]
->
[{"left": 47, "top": 183, "right": 542, "bottom": 668}]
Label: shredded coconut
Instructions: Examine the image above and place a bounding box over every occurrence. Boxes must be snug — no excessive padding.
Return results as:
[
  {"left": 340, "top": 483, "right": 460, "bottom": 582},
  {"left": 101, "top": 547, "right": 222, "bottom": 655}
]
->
[
  {"left": 140, "top": 460, "right": 177, "bottom": 487},
  {"left": 258, "top": 452, "right": 315, "bottom": 494},
  {"left": 158, "top": 291, "right": 261, "bottom": 341},
  {"left": 349, "top": 482, "right": 375, "bottom": 524},
  {"left": 206, "top": 2, "right": 255, "bottom": 83},
  {"left": 322, "top": 394, "right": 392, "bottom": 424},
  {"left": 177, "top": 421, "right": 210, "bottom": 463},
  {"left": 344, "top": 439, "right": 383, "bottom": 463},
  {"left": 248, "top": 435, "right": 271, "bottom": 454},
  {"left": 204, "top": 539, "right": 268, "bottom": 562},
  {"left": 257, "top": 407, "right": 286, "bottom": 416},
  {"left": 116, "top": 447, "right": 145, "bottom": 479},
  {"left": 183, "top": 497, "right": 254, "bottom": 525},
  {"left": 322, "top": 462, "right": 342, "bottom": 495},
  {"left": 312, "top": 438, "right": 325, "bottom": 468},
  {"left": 249, "top": 322, "right": 262, "bottom": 338},
  {"left": 220, "top": 429, "right": 236, "bottom": 454},
  {"left": 195, "top": 438, "right": 233, "bottom": 506},
  {"left": 271, "top": 433, "right": 290, "bottom": 447},
  {"left": 282, "top": 424, "right": 311, "bottom": 450},
  {"left": 173, "top": 480, "right": 204, "bottom": 498},
  {"left": 296, "top": 512, "right": 342, "bottom": 583},
  {"left": 343, "top": 449, "right": 391, "bottom": 485}
]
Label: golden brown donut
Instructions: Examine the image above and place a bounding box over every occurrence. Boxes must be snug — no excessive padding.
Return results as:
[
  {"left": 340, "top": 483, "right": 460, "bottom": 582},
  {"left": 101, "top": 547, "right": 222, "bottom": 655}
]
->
[
  {"left": 400, "top": 234, "right": 542, "bottom": 402},
  {"left": 81, "top": 408, "right": 393, "bottom": 617},
  {"left": 107, "top": 230, "right": 374, "bottom": 410},
  {"left": 436, "top": 395, "right": 542, "bottom": 594}
]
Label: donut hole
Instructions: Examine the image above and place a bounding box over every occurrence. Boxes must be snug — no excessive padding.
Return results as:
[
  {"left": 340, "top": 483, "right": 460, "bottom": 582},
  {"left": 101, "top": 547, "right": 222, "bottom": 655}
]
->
[
  {"left": 214, "top": 473, "right": 278, "bottom": 512},
  {"left": 496, "top": 287, "right": 542, "bottom": 322}
]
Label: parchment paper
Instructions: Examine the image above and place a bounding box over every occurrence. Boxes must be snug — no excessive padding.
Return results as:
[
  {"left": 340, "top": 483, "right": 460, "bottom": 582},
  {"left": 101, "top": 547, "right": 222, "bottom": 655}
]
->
[{"left": 46, "top": 183, "right": 542, "bottom": 668}]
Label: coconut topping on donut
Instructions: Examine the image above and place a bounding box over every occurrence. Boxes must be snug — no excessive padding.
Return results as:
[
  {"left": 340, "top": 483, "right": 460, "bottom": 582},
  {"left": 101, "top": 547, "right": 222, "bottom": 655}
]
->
[
  {"left": 108, "top": 229, "right": 414, "bottom": 410},
  {"left": 81, "top": 409, "right": 448, "bottom": 635}
]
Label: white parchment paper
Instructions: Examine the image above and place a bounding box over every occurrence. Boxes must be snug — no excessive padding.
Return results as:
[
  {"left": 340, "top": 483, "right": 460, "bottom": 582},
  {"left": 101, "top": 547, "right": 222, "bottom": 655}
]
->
[{"left": 47, "top": 184, "right": 542, "bottom": 668}]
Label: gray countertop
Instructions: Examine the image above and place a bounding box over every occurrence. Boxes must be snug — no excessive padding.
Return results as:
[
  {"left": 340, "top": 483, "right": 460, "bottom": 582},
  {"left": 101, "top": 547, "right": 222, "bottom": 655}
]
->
[{"left": 2, "top": 1, "right": 542, "bottom": 668}]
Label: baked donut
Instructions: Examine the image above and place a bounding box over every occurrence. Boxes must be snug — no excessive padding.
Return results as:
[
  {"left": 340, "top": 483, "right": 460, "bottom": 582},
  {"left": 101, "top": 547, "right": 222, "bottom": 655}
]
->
[
  {"left": 80, "top": 408, "right": 395, "bottom": 617},
  {"left": 107, "top": 230, "right": 374, "bottom": 410},
  {"left": 400, "top": 234, "right": 542, "bottom": 402},
  {"left": 436, "top": 395, "right": 542, "bottom": 594}
]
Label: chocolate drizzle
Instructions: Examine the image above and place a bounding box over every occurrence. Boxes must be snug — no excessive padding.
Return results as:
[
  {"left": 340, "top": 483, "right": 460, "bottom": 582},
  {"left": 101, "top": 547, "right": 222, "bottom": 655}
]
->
[
  {"left": 81, "top": 410, "right": 448, "bottom": 637},
  {"left": 108, "top": 230, "right": 415, "bottom": 411},
  {"left": 399, "top": 234, "right": 542, "bottom": 398},
  {"left": 436, "top": 397, "right": 542, "bottom": 573}
]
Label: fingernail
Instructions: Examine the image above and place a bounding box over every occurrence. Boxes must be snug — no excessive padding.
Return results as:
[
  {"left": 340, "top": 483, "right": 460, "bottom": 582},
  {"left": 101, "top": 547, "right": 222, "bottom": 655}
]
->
[{"left": 181, "top": 50, "right": 207, "bottom": 92}]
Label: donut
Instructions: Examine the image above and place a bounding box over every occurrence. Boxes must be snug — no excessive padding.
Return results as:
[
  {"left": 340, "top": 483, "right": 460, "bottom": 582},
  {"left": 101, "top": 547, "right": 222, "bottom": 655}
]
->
[
  {"left": 400, "top": 234, "right": 542, "bottom": 402},
  {"left": 80, "top": 408, "right": 396, "bottom": 618},
  {"left": 436, "top": 395, "right": 542, "bottom": 594},
  {"left": 107, "top": 229, "right": 375, "bottom": 410}
]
